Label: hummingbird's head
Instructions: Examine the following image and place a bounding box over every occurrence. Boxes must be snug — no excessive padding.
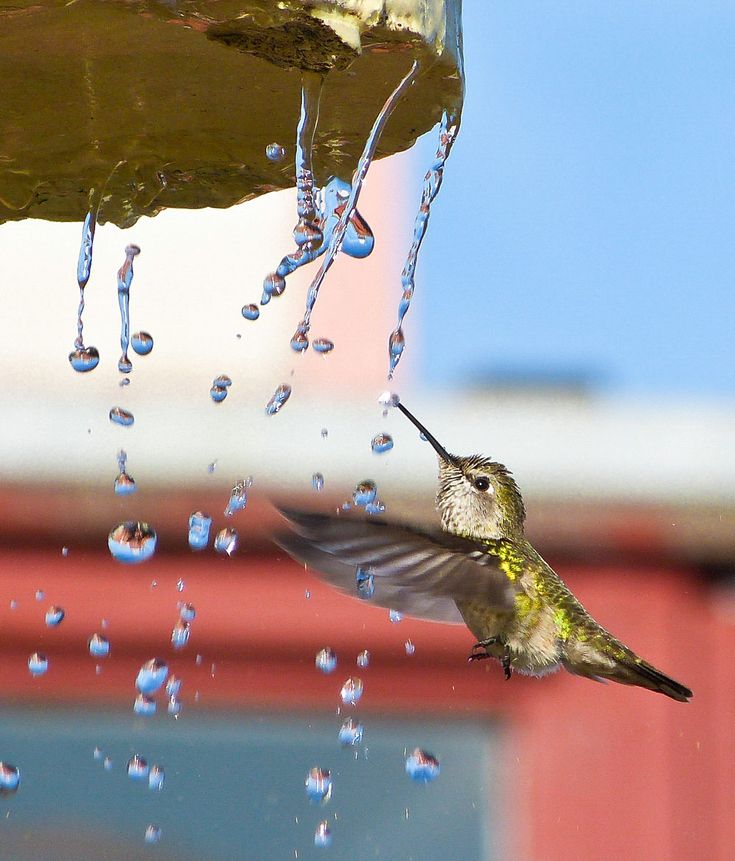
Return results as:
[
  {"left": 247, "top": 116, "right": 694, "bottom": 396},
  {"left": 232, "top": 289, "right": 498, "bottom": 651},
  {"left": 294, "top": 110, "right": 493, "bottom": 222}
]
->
[{"left": 397, "top": 403, "right": 526, "bottom": 540}]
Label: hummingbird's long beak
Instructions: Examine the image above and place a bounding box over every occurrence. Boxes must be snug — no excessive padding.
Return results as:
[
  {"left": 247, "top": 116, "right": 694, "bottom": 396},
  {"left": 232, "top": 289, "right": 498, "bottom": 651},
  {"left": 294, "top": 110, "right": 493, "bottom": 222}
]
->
[{"left": 396, "top": 403, "right": 459, "bottom": 466}]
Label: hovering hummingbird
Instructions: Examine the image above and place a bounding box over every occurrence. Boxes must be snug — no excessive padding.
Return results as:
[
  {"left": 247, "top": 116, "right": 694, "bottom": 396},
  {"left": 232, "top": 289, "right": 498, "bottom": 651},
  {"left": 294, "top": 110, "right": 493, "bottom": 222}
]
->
[{"left": 276, "top": 402, "right": 692, "bottom": 702}]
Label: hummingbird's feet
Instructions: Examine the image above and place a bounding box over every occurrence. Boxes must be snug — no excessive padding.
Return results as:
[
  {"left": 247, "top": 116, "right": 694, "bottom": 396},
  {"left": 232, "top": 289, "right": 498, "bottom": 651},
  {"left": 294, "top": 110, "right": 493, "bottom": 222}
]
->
[{"left": 468, "top": 638, "right": 513, "bottom": 680}]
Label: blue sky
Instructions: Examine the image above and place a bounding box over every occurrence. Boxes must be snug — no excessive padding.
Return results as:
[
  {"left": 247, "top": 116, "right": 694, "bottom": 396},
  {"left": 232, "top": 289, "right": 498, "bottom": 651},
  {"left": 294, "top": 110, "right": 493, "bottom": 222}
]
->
[{"left": 416, "top": 1, "right": 735, "bottom": 397}]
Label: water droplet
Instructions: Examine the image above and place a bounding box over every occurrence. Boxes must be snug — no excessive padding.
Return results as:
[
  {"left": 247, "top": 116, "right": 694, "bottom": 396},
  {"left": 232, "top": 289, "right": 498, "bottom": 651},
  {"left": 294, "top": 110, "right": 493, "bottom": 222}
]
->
[
  {"left": 179, "top": 603, "right": 196, "bottom": 623},
  {"left": 114, "top": 452, "right": 136, "bottom": 495},
  {"left": 35, "top": 590, "right": 44, "bottom": 601},
  {"left": 263, "top": 272, "right": 286, "bottom": 297},
  {"left": 355, "top": 567, "right": 375, "bottom": 600},
  {"left": 171, "top": 621, "right": 191, "bottom": 650},
  {"left": 210, "top": 385, "right": 227, "bottom": 403},
  {"left": 312, "top": 338, "right": 334, "bottom": 354},
  {"left": 214, "top": 374, "right": 232, "bottom": 389},
  {"left": 388, "top": 328, "right": 405, "bottom": 370},
  {"left": 214, "top": 527, "right": 238, "bottom": 556},
  {"left": 242, "top": 303, "right": 260, "bottom": 320},
  {"left": 339, "top": 677, "right": 363, "bottom": 706},
  {"left": 265, "top": 384, "right": 292, "bottom": 416},
  {"left": 315, "top": 647, "right": 337, "bottom": 674},
  {"left": 293, "top": 219, "right": 323, "bottom": 248},
  {"left": 103, "top": 756, "right": 113, "bottom": 771},
  {"left": 290, "top": 324, "right": 309, "bottom": 353},
  {"left": 148, "top": 765, "right": 165, "bottom": 791},
  {"left": 77, "top": 210, "right": 96, "bottom": 289},
  {"left": 371, "top": 433, "right": 393, "bottom": 454},
  {"left": 119, "top": 377, "right": 130, "bottom": 387},
  {"left": 9, "top": 599, "right": 17, "bottom": 610},
  {"left": 88, "top": 633, "right": 110, "bottom": 658},
  {"left": 176, "top": 578, "right": 185, "bottom": 593},
  {"left": 405, "top": 640, "right": 415, "bottom": 656},
  {"left": 405, "top": 748, "right": 440, "bottom": 783},
  {"left": 314, "top": 821, "right": 332, "bottom": 848},
  {"left": 28, "top": 652, "right": 48, "bottom": 676},
  {"left": 188, "top": 512, "right": 212, "bottom": 550},
  {"left": 353, "top": 480, "right": 377, "bottom": 507},
  {"left": 144, "top": 825, "right": 162, "bottom": 845},
  {"left": 45, "top": 606, "right": 65, "bottom": 627},
  {"left": 225, "top": 477, "right": 251, "bottom": 516},
  {"left": 136, "top": 658, "right": 169, "bottom": 694},
  {"left": 108, "top": 521, "right": 157, "bottom": 564},
  {"left": 305, "top": 767, "right": 332, "bottom": 804},
  {"left": 389, "top": 609, "right": 403, "bottom": 624},
  {"left": 0, "top": 763, "right": 20, "bottom": 795},
  {"left": 338, "top": 717, "right": 364, "bottom": 746},
  {"left": 68, "top": 346, "right": 100, "bottom": 373},
  {"left": 378, "top": 391, "right": 400, "bottom": 408},
  {"left": 131, "top": 331, "right": 154, "bottom": 356},
  {"left": 265, "top": 142, "right": 286, "bottom": 162},
  {"left": 61, "top": 546, "right": 69, "bottom": 557},
  {"left": 93, "top": 747, "right": 103, "bottom": 760},
  {"left": 356, "top": 650, "right": 370, "bottom": 668},
  {"left": 109, "top": 406, "right": 134, "bottom": 427},
  {"left": 312, "top": 473, "right": 325, "bottom": 492},
  {"left": 167, "top": 696, "right": 182, "bottom": 716},
  {"left": 207, "top": 461, "right": 217, "bottom": 474},
  {"left": 321, "top": 428, "right": 329, "bottom": 439},
  {"left": 165, "top": 675, "right": 181, "bottom": 697},
  {"left": 365, "top": 501, "right": 386, "bottom": 515},
  {"left": 133, "top": 694, "right": 156, "bottom": 717},
  {"left": 126, "top": 754, "right": 149, "bottom": 781}
]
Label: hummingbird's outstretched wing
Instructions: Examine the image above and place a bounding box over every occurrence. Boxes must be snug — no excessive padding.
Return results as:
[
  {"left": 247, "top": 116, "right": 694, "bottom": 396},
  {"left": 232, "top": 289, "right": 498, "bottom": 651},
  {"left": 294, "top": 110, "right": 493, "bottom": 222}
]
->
[{"left": 274, "top": 509, "right": 518, "bottom": 624}]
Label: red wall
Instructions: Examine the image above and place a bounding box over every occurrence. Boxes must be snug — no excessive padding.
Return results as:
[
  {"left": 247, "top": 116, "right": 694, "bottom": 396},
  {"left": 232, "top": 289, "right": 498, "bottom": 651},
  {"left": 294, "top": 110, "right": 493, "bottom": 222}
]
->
[{"left": 1, "top": 550, "right": 732, "bottom": 860}]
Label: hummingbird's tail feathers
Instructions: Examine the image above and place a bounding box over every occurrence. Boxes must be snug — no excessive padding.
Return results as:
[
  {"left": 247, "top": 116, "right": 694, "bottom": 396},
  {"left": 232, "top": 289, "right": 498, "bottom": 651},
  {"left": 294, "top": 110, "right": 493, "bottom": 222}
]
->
[
  {"left": 273, "top": 509, "right": 518, "bottom": 624},
  {"left": 563, "top": 642, "right": 692, "bottom": 702}
]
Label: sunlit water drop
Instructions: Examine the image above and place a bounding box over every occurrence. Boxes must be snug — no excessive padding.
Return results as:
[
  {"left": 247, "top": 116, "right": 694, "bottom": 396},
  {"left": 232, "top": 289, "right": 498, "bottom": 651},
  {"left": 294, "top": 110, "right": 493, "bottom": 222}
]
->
[
  {"left": 353, "top": 480, "right": 377, "bottom": 507},
  {"left": 133, "top": 694, "right": 156, "bottom": 717},
  {"left": 0, "top": 763, "right": 20, "bottom": 795},
  {"left": 355, "top": 567, "right": 375, "bottom": 600},
  {"left": 188, "top": 511, "right": 212, "bottom": 550},
  {"left": 312, "top": 473, "right": 325, "bottom": 492},
  {"left": 136, "top": 658, "right": 169, "bottom": 694},
  {"left": 312, "top": 338, "right": 334, "bottom": 354},
  {"left": 114, "top": 449, "right": 136, "bottom": 495},
  {"left": 241, "top": 303, "right": 260, "bottom": 320},
  {"left": 405, "top": 640, "right": 416, "bottom": 656},
  {"left": 314, "top": 821, "right": 332, "bottom": 848},
  {"left": 179, "top": 602, "right": 196, "bottom": 623},
  {"left": 68, "top": 346, "right": 100, "bottom": 373},
  {"left": 265, "top": 384, "right": 292, "bottom": 416},
  {"left": 166, "top": 675, "right": 181, "bottom": 697},
  {"left": 338, "top": 717, "right": 364, "bottom": 746},
  {"left": 131, "top": 331, "right": 154, "bottom": 356},
  {"left": 340, "top": 677, "right": 363, "bottom": 706},
  {"left": 315, "top": 647, "right": 337, "bottom": 674},
  {"left": 214, "top": 527, "right": 238, "bottom": 556},
  {"left": 148, "top": 765, "right": 165, "bottom": 792},
  {"left": 88, "top": 633, "right": 110, "bottom": 658},
  {"left": 109, "top": 406, "right": 134, "bottom": 427},
  {"left": 265, "top": 142, "right": 286, "bottom": 162},
  {"left": 356, "top": 650, "right": 370, "bottom": 669},
  {"left": 405, "top": 748, "right": 440, "bottom": 783},
  {"left": 167, "top": 696, "right": 182, "bottom": 717},
  {"left": 93, "top": 747, "right": 103, "bottom": 761},
  {"left": 28, "top": 652, "right": 48, "bottom": 676},
  {"left": 305, "top": 767, "right": 332, "bottom": 804},
  {"left": 210, "top": 385, "right": 227, "bottom": 403},
  {"left": 371, "top": 433, "right": 393, "bottom": 454},
  {"left": 225, "top": 477, "right": 252, "bottom": 516},
  {"left": 108, "top": 521, "right": 157, "bottom": 563},
  {"left": 389, "top": 609, "right": 404, "bottom": 624},
  {"left": 127, "top": 754, "right": 149, "bottom": 781},
  {"left": 171, "top": 621, "right": 191, "bottom": 650},
  {"left": 103, "top": 756, "right": 113, "bottom": 771},
  {"left": 45, "top": 605, "right": 65, "bottom": 627},
  {"left": 144, "top": 825, "right": 162, "bottom": 845},
  {"left": 365, "top": 501, "right": 386, "bottom": 515}
]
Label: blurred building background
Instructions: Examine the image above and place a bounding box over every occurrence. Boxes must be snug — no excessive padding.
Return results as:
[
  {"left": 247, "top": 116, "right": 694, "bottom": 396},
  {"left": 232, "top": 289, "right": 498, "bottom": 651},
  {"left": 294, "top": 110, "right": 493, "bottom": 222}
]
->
[{"left": 1, "top": 2, "right": 734, "bottom": 860}]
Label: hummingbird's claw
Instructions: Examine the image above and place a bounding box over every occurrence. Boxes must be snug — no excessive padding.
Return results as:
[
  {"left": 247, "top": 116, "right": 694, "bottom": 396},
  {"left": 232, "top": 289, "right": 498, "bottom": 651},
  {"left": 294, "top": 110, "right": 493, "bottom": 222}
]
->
[{"left": 468, "top": 638, "right": 513, "bottom": 680}]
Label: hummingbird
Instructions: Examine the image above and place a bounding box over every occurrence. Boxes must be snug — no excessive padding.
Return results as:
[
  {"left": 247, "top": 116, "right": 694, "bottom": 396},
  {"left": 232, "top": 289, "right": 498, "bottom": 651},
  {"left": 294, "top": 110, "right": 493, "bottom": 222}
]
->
[{"left": 275, "top": 402, "right": 692, "bottom": 702}]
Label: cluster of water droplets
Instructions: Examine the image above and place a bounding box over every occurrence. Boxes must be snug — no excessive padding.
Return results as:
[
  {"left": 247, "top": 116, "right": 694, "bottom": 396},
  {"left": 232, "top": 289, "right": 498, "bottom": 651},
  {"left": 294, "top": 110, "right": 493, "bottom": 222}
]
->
[{"left": 210, "top": 374, "right": 232, "bottom": 403}]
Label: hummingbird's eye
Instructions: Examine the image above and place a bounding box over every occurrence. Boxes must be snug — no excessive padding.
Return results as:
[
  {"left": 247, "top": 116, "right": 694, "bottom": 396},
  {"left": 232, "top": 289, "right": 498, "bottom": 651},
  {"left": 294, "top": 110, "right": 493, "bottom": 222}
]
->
[{"left": 473, "top": 476, "right": 491, "bottom": 492}]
